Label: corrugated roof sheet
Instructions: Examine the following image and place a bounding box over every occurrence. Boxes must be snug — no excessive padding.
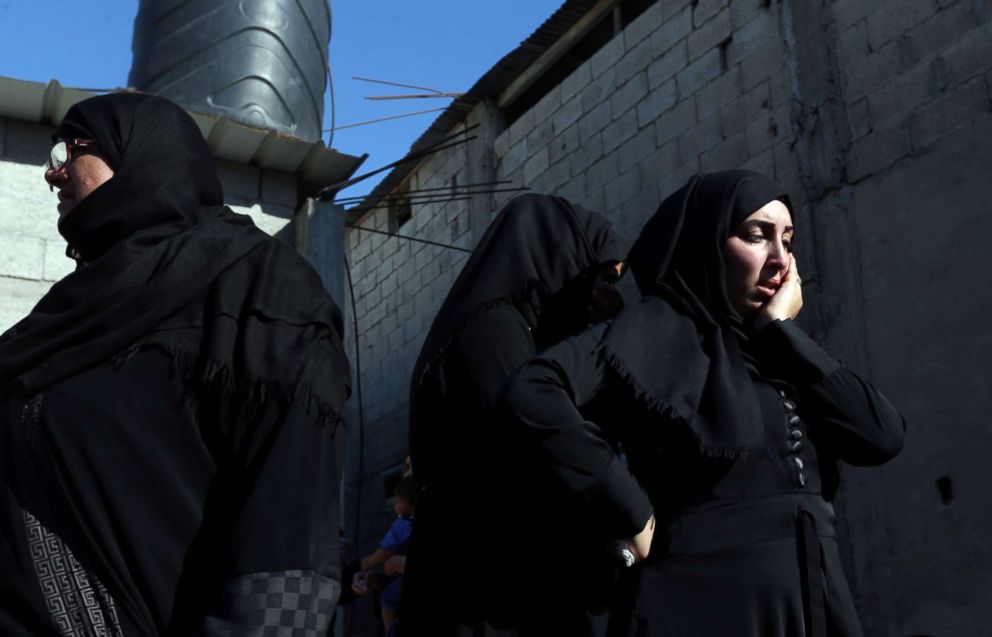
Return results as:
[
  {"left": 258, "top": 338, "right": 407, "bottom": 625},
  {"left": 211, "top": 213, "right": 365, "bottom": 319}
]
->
[{"left": 0, "top": 76, "right": 365, "bottom": 198}]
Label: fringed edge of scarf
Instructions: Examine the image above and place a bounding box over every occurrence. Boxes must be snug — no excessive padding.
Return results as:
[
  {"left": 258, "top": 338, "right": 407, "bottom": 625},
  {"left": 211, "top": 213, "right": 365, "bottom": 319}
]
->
[
  {"left": 110, "top": 342, "right": 344, "bottom": 433},
  {"left": 599, "top": 346, "right": 752, "bottom": 461}
]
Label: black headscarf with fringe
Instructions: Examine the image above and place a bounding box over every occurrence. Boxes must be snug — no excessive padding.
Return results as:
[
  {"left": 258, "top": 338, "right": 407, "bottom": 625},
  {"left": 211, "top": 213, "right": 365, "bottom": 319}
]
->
[
  {"left": 411, "top": 193, "right": 626, "bottom": 389},
  {"left": 0, "top": 93, "right": 349, "bottom": 424},
  {"left": 602, "top": 170, "right": 792, "bottom": 457}
]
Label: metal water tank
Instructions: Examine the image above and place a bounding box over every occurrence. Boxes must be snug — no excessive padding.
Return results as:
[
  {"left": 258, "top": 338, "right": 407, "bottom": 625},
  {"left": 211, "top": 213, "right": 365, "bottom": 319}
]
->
[{"left": 129, "top": 0, "right": 330, "bottom": 142}]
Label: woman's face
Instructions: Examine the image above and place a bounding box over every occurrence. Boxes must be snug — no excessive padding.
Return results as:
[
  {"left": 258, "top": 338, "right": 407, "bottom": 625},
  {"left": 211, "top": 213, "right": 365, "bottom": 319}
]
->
[
  {"left": 724, "top": 200, "right": 793, "bottom": 319},
  {"left": 44, "top": 144, "right": 115, "bottom": 218}
]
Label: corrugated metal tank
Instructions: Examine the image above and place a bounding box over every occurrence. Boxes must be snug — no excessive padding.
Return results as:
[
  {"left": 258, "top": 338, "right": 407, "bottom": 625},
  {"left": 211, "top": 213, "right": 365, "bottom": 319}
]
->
[{"left": 129, "top": 0, "right": 330, "bottom": 142}]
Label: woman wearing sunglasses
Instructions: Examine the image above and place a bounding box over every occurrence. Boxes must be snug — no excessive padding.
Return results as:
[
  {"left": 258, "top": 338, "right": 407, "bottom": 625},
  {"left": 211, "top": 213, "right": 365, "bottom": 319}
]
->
[{"left": 0, "top": 93, "right": 351, "bottom": 636}]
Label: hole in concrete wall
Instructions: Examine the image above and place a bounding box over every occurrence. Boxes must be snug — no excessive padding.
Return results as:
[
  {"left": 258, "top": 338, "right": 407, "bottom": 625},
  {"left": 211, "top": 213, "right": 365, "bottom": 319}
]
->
[
  {"left": 388, "top": 198, "right": 412, "bottom": 233},
  {"left": 935, "top": 476, "right": 954, "bottom": 506},
  {"left": 719, "top": 37, "right": 732, "bottom": 73},
  {"left": 762, "top": 0, "right": 772, "bottom": 7}
]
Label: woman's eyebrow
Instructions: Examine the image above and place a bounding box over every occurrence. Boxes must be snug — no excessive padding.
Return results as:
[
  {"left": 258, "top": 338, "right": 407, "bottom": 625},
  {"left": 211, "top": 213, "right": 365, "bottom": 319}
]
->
[{"left": 741, "top": 219, "right": 794, "bottom": 234}]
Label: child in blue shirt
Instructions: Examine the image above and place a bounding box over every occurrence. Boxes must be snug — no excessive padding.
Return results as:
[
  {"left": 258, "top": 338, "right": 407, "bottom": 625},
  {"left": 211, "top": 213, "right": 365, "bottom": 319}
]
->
[{"left": 352, "top": 475, "right": 416, "bottom": 633}]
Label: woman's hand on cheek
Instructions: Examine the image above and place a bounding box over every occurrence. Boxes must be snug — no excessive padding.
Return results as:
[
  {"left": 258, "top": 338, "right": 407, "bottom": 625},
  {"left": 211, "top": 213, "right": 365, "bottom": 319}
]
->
[{"left": 754, "top": 254, "right": 803, "bottom": 331}]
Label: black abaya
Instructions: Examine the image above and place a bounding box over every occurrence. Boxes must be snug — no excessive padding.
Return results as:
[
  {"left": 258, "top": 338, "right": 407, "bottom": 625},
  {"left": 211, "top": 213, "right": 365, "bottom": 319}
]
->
[
  {"left": 402, "top": 194, "right": 629, "bottom": 637},
  {"left": 0, "top": 93, "right": 350, "bottom": 636}
]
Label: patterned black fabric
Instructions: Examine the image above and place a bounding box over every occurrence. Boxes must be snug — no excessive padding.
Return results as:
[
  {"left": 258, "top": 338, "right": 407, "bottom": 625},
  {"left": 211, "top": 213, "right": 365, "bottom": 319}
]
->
[
  {"left": 200, "top": 571, "right": 339, "bottom": 636},
  {"left": 23, "top": 509, "right": 123, "bottom": 637}
]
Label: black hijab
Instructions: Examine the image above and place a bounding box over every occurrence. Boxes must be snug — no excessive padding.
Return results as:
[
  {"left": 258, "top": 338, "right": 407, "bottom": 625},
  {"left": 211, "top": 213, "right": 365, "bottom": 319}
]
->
[
  {"left": 411, "top": 193, "right": 626, "bottom": 388},
  {"left": 603, "top": 170, "right": 792, "bottom": 457},
  {"left": 0, "top": 93, "right": 349, "bottom": 422}
]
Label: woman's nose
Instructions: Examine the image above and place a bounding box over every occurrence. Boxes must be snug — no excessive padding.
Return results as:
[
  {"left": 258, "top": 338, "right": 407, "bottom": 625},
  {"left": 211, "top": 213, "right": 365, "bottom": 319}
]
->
[{"left": 45, "top": 166, "right": 68, "bottom": 192}]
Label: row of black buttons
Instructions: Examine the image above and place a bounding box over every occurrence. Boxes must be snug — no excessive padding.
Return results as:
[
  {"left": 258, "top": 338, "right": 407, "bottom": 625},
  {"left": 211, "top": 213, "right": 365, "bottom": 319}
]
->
[{"left": 780, "top": 389, "right": 806, "bottom": 487}]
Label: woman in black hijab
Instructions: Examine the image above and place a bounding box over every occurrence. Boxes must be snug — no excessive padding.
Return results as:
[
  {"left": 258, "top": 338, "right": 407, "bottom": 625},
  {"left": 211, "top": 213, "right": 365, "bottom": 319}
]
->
[
  {"left": 401, "top": 193, "right": 633, "bottom": 637},
  {"left": 0, "top": 93, "right": 350, "bottom": 636},
  {"left": 501, "top": 171, "right": 906, "bottom": 636}
]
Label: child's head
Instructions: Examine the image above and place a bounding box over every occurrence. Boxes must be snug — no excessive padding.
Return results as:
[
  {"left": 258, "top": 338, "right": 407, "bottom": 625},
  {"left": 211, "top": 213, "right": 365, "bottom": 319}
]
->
[{"left": 393, "top": 475, "right": 417, "bottom": 518}]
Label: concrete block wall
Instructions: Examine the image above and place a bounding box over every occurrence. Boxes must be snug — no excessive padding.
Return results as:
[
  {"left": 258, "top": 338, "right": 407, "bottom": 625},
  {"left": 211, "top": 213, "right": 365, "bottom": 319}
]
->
[
  {"left": 344, "top": 1, "right": 992, "bottom": 628},
  {"left": 0, "top": 117, "right": 304, "bottom": 335}
]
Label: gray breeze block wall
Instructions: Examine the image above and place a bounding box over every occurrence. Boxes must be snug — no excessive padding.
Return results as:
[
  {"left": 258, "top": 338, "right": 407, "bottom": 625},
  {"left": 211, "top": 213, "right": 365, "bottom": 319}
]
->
[
  {"left": 343, "top": 0, "right": 992, "bottom": 631},
  {"left": 0, "top": 116, "right": 319, "bottom": 333}
]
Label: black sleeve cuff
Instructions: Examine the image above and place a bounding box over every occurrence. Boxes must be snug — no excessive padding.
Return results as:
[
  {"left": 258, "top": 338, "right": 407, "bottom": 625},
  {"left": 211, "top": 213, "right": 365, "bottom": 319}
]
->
[
  {"left": 589, "top": 455, "right": 654, "bottom": 539},
  {"left": 753, "top": 319, "right": 840, "bottom": 385}
]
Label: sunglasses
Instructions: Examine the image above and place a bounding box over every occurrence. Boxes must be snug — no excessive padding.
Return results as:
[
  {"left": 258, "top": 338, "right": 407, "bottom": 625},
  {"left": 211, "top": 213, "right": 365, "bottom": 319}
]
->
[{"left": 47, "top": 138, "right": 96, "bottom": 191}]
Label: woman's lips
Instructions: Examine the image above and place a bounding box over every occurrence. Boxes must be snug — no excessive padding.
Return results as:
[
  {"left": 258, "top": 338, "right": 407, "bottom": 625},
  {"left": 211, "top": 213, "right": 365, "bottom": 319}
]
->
[{"left": 755, "top": 282, "right": 779, "bottom": 297}]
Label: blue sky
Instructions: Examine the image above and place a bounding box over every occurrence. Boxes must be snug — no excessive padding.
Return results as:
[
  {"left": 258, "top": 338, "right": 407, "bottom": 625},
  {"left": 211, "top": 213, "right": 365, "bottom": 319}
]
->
[{"left": 0, "top": 0, "right": 561, "bottom": 200}]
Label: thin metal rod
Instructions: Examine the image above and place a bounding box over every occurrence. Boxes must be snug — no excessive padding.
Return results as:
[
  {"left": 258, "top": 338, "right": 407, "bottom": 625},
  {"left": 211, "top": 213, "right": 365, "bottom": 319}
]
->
[
  {"left": 333, "top": 180, "right": 512, "bottom": 201},
  {"left": 335, "top": 185, "right": 526, "bottom": 204},
  {"left": 352, "top": 75, "right": 448, "bottom": 94},
  {"left": 345, "top": 195, "right": 475, "bottom": 213},
  {"left": 365, "top": 93, "right": 463, "bottom": 100},
  {"left": 345, "top": 223, "right": 473, "bottom": 253},
  {"left": 326, "top": 107, "right": 447, "bottom": 131},
  {"left": 316, "top": 125, "right": 479, "bottom": 199}
]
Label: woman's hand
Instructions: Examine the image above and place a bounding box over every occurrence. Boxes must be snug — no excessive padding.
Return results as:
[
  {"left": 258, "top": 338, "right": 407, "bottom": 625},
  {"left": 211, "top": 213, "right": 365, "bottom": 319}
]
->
[
  {"left": 754, "top": 254, "right": 803, "bottom": 331},
  {"left": 624, "top": 514, "right": 655, "bottom": 564},
  {"left": 351, "top": 570, "right": 370, "bottom": 596}
]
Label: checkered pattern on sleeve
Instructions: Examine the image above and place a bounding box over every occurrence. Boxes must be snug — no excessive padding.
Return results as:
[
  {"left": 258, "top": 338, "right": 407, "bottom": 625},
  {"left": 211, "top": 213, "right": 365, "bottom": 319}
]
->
[{"left": 200, "top": 570, "right": 340, "bottom": 637}]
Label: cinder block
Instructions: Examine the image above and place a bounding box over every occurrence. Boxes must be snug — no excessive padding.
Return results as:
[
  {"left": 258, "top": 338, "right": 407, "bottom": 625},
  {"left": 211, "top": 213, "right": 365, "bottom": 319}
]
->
[
  {"left": 531, "top": 85, "right": 562, "bottom": 126},
  {"left": 942, "top": 20, "right": 992, "bottom": 87},
  {"left": 579, "top": 100, "right": 612, "bottom": 143},
  {"left": 677, "top": 109, "right": 724, "bottom": 163},
  {"left": 741, "top": 40, "right": 784, "bottom": 91},
  {"left": 602, "top": 108, "right": 639, "bottom": 155},
  {"left": 837, "top": 20, "right": 869, "bottom": 77},
  {"left": 637, "top": 79, "right": 679, "bottom": 128},
  {"left": 0, "top": 160, "right": 59, "bottom": 239},
  {"left": 562, "top": 61, "right": 592, "bottom": 104},
  {"left": 619, "top": 125, "right": 657, "bottom": 174},
  {"left": 697, "top": 66, "right": 742, "bottom": 119},
  {"left": 676, "top": 47, "right": 723, "bottom": 97},
  {"left": 507, "top": 109, "right": 535, "bottom": 147},
  {"left": 842, "top": 38, "right": 901, "bottom": 101},
  {"left": 524, "top": 147, "right": 550, "bottom": 184},
  {"left": 540, "top": 154, "right": 571, "bottom": 191},
  {"left": 832, "top": 0, "right": 875, "bottom": 31},
  {"left": 569, "top": 133, "right": 604, "bottom": 176},
  {"left": 687, "top": 8, "right": 731, "bottom": 62},
  {"left": 655, "top": 98, "right": 697, "bottom": 148},
  {"left": 700, "top": 130, "right": 749, "bottom": 171},
  {"left": 648, "top": 40, "right": 689, "bottom": 90},
  {"left": 693, "top": 0, "right": 728, "bottom": 28},
  {"left": 907, "top": 0, "right": 989, "bottom": 59},
  {"left": 619, "top": 182, "right": 660, "bottom": 231},
  {"left": 744, "top": 112, "right": 779, "bottom": 156},
  {"left": 909, "top": 76, "right": 991, "bottom": 150},
  {"left": 729, "top": 0, "right": 766, "bottom": 29},
  {"left": 720, "top": 80, "right": 771, "bottom": 139},
  {"left": 867, "top": 0, "right": 937, "bottom": 51},
  {"left": 592, "top": 34, "right": 627, "bottom": 79},
  {"left": 845, "top": 125, "right": 911, "bottom": 182},
  {"left": 610, "top": 72, "right": 649, "bottom": 120},
  {"left": 616, "top": 36, "right": 654, "bottom": 87},
  {"left": 726, "top": 7, "right": 776, "bottom": 67},
  {"left": 651, "top": 5, "right": 692, "bottom": 56},
  {"left": 43, "top": 239, "right": 73, "bottom": 282},
  {"left": 501, "top": 138, "right": 529, "bottom": 175},
  {"left": 493, "top": 130, "right": 510, "bottom": 158},
  {"left": 739, "top": 145, "right": 774, "bottom": 176},
  {"left": 582, "top": 66, "right": 617, "bottom": 112},
  {"left": 553, "top": 96, "right": 585, "bottom": 136},
  {"left": 848, "top": 97, "right": 872, "bottom": 141},
  {"left": 866, "top": 61, "right": 932, "bottom": 130},
  {"left": 586, "top": 152, "right": 621, "bottom": 195},
  {"left": 604, "top": 168, "right": 640, "bottom": 212},
  {"left": 550, "top": 123, "right": 580, "bottom": 165},
  {"left": 0, "top": 275, "right": 53, "bottom": 334},
  {"left": 526, "top": 118, "right": 552, "bottom": 153},
  {"left": 0, "top": 233, "right": 45, "bottom": 280},
  {"left": 625, "top": 1, "right": 664, "bottom": 49},
  {"left": 636, "top": 141, "right": 680, "bottom": 191},
  {"left": 3, "top": 120, "right": 53, "bottom": 164}
]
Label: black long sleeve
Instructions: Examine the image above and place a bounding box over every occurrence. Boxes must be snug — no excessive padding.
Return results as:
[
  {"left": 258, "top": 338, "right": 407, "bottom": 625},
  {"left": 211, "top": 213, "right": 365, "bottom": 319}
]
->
[
  {"left": 501, "top": 324, "right": 654, "bottom": 538},
  {"left": 753, "top": 319, "right": 906, "bottom": 466}
]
